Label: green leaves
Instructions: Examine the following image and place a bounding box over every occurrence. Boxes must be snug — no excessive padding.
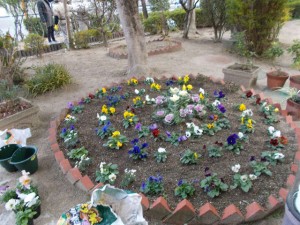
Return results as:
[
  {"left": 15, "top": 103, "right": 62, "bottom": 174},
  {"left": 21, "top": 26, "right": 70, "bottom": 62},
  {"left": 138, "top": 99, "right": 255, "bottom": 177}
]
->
[
  {"left": 200, "top": 174, "right": 228, "bottom": 198},
  {"left": 67, "top": 147, "right": 88, "bottom": 160},
  {"left": 180, "top": 149, "right": 200, "bottom": 165},
  {"left": 174, "top": 180, "right": 195, "bottom": 199},
  {"left": 250, "top": 161, "right": 272, "bottom": 177}
]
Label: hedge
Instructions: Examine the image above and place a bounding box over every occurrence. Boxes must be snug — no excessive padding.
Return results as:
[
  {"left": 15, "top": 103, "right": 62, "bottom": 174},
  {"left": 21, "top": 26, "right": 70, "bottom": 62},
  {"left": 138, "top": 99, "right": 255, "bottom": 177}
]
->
[{"left": 288, "top": 0, "right": 300, "bottom": 18}]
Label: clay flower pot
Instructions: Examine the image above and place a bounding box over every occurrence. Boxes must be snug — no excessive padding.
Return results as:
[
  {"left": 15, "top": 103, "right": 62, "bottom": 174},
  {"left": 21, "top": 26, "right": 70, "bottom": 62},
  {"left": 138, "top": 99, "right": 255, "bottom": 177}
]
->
[
  {"left": 290, "top": 75, "right": 300, "bottom": 90},
  {"left": 286, "top": 98, "right": 300, "bottom": 121},
  {"left": 267, "top": 70, "right": 289, "bottom": 90}
]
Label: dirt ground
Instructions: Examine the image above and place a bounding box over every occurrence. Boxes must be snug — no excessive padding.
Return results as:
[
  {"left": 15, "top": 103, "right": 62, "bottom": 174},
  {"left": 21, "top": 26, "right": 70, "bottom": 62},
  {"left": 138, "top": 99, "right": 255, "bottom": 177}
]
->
[{"left": 1, "top": 20, "right": 300, "bottom": 225}]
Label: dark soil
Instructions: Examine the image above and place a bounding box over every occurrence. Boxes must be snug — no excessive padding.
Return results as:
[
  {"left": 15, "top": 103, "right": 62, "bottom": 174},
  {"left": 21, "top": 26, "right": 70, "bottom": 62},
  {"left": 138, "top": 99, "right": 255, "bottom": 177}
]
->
[
  {"left": 227, "top": 63, "right": 259, "bottom": 72},
  {"left": 57, "top": 74, "right": 297, "bottom": 214},
  {"left": 0, "top": 98, "right": 32, "bottom": 119}
]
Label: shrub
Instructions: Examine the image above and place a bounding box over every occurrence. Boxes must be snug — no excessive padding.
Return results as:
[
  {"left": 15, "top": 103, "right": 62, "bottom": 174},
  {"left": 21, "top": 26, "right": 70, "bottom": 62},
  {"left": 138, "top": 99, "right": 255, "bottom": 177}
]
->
[
  {"left": 24, "top": 33, "right": 44, "bottom": 57},
  {"left": 227, "top": 0, "right": 289, "bottom": 55},
  {"left": 23, "top": 17, "right": 47, "bottom": 37},
  {"left": 288, "top": 0, "right": 300, "bottom": 18},
  {"left": 25, "top": 63, "right": 71, "bottom": 96},
  {"left": 73, "top": 29, "right": 100, "bottom": 49}
]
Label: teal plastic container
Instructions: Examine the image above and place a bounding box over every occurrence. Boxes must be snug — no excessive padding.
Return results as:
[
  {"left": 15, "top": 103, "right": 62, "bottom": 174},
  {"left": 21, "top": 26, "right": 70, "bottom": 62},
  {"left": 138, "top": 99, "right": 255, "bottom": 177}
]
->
[
  {"left": 10, "top": 146, "right": 38, "bottom": 174},
  {"left": 0, "top": 144, "right": 20, "bottom": 172}
]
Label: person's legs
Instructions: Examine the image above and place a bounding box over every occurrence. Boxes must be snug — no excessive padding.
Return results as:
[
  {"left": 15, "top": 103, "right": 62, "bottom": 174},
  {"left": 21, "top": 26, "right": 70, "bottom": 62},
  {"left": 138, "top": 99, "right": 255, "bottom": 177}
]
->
[
  {"left": 60, "top": 23, "right": 69, "bottom": 49},
  {"left": 47, "top": 26, "right": 52, "bottom": 43},
  {"left": 49, "top": 26, "right": 56, "bottom": 42}
]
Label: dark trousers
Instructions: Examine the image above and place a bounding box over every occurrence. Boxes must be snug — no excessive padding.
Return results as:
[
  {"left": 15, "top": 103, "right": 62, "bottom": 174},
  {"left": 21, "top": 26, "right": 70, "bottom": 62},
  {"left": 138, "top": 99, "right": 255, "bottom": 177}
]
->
[{"left": 47, "top": 25, "right": 56, "bottom": 42}]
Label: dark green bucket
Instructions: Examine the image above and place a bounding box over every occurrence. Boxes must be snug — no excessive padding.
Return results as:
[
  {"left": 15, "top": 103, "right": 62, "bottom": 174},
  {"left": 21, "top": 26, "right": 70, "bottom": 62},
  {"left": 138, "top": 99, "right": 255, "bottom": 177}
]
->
[
  {"left": 10, "top": 146, "right": 38, "bottom": 174},
  {"left": 0, "top": 144, "right": 20, "bottom": 172}
]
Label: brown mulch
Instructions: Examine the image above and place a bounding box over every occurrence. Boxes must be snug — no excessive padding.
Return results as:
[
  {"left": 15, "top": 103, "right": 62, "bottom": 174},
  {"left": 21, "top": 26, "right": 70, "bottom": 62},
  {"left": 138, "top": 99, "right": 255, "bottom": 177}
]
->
[
  {"left": 0, "top": 98, "right": 32, "bottom": 119},
  {"left": 57, "top": 74, "right": 297, "bottom": 214}
]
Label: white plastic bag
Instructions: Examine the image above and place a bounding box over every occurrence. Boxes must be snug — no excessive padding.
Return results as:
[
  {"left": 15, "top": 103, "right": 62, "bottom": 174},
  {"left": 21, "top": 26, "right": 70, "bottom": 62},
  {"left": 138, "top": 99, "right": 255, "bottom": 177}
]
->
[{"left": 0, "top": 128, "right": 31, "bottom": 147}]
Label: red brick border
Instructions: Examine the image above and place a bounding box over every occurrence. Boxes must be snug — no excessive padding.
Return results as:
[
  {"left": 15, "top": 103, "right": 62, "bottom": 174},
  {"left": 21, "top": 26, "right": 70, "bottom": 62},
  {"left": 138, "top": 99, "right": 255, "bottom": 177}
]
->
[
  {"left": 108, "top": 38, "right": 182, "bottom": 59},
  {"left": 49, "top": 76, "right": 300, "bottom": 224}
]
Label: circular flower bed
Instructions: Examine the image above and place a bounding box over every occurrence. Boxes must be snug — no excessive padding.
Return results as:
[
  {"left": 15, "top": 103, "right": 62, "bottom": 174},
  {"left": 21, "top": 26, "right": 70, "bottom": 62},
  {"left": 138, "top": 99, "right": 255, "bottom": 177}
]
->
[{"left": 57, "top": 74, "right": 297, "bottom": 217}]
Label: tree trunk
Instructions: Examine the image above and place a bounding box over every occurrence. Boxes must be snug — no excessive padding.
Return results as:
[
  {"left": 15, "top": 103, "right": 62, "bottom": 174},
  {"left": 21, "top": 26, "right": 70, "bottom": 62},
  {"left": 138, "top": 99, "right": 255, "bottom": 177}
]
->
[
  {"left": 189, "top": 0, "right": 197, "bottom": 34},
  {"left": 116, "top": 0, "right": 148, "bottom": 76},
  {"left": 140, "top": 0, "right": 148, "bottom": 19},
  {"left": 182, "top": 0, "right": 194, "bottom": 39}
]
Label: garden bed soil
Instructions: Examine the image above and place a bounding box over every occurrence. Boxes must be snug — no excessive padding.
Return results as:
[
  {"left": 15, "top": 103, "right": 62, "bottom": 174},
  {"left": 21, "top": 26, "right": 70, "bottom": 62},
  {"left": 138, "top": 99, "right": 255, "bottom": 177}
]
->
[
  {"left": 227, "top": 63, "right": 259, "bottom": 73},
  {"left": 0, "top": 98, "right": 32, "bottom": 120},
  {"left": 57, "top": 75, "right": 297, "bottom": 214}
]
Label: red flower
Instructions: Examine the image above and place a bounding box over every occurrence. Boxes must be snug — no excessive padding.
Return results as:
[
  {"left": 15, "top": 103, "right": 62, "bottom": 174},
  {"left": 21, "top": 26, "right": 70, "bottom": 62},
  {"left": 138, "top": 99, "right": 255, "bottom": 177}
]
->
[
  {"left": 270, "top": 138, "right": 279, "bottom": 146},
  {"left": 280, "top": 136, "right": 288, "bottom": 145},
  {"left": 256, "top": 97, "right": 261, "bottom": 105},
  {"left": 89, "top": 93, "right": 95, "bottom": 99},
  {"left": 152, "top": 129, "right": 160, "bottom": 137},
  {"left": 246, "top": 91, "right": 253, "bottom": 98}
]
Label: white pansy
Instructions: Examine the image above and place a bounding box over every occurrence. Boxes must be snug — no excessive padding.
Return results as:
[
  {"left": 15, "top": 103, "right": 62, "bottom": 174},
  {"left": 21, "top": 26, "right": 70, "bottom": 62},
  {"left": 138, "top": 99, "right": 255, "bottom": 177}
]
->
[
  {"left": 249, "top": 174, "right": 257, "bottom": 180},
  {"left": 158, "top": 147, "right": 166, "bottom": 153},
  {"left": 145, "top": 95, "right": 150, "bottom": 101},
  {"left": 199, "top": 88, "right": 205, "bottom": 94},
  {"left": 273, "top": 130, "right": 281, "bottom": 138},
  {"left": 231, "top": 164, "right": 241, "bottom": 173},
  {"left": 146, "top": 77, "right": 154, "bottom": 83},
  {"left": 194, "top": 127, "right": 203, "bottom": 136},
  {"left": 170, "top": 87, "right": 180, "bottom": 94},
  {"left": 274, "top": 152, "right": 285, "bottom": 159},
  {"left": 100, "top": 115, "right": 107, "bottom": 121},
  {"left": 268, "top": 126, "right": 275, "bottom": 134},
  {"left": 5, "top": 199, "right": 20, "bottom": 211},
  {"left": 97, "top": 113, "right": 100, "bottom": 119},
  {"left": 24, "top": 193, "right": 39, "bottom": 207},
  {"left": 265, "top": 106, "right": 270, "bottom": 111},
  {"left": 212, "top": 100, "right": 221, "bottom": 106},
  {"left": 262, "top": 102, "right": 267, "bottom": 107},
  {"left": 170, "top": 94, "right": 179, "bottom": 102},
  {"left": 185, "top": 131, "right": 191, "bottom": 138},
  {"left": 240, "top": 175, "right": 248, "bottom": 182},
  {"left": 108, "top": 173, "right": 117, "bottom": 182},
  {"left": 186, "top": 122, "right": 194, "bottom": 128},
  {"left": 100, "top": 162, "right": 106, "bottom": 169},
  {"left": 134, "top": 89, "right": 139, "bottom": 94},
  {"left": 17, "top": 193, "right": 27, "bottom": 200},
  {"left": 179, "top": 90, "right": 188, "bottom": 96},
  {"left": 238, "top": 132, "right": 244, "bottom": 139},
  {"left": 241, "top": 109, "right": 253, "bottom": 117}
]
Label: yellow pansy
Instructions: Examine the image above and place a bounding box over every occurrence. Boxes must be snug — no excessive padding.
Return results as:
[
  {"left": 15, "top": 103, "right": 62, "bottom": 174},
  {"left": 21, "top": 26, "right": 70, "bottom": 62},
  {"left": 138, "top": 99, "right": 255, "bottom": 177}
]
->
[
  {"left": 187, "top": 84, "right": 193, "bottom": 91},
  {"left": 178, "top": 76, "right": 182, "bottom": 81},
  {"left": 129, "top": 118, "right": 133, "bottom": 122},
  {"left": 183, "top": 75, "right": 189, "bottom": 84},
  {"left": 109, "top": 107, "right": 116, "bottom": 114},
  {"left": 65, "top": 114, "right": 71, "bottom": 119},
  {"left": 194, "top": 152, "right": 198, "bottom": 159},
  {"left": 112, "top": 131, "right": 120, "bottom": 137},
  {"left": 80, "top": 204, "right": 89, "bottom": 213},
  {"left": 117, "top": 141, "right": 122, "bottom": 147},
  {"left": 239, "top": 104, "right": 246, "bottom": 111},
  {"left": 247, "top": 119, "right": 252, "bottom": 124},
  {"left": 182, "top": 85, "right": 187, "bottom": 91},
  {"left": 155, "top": 84, "right": 161, "bottom": 90},
  {"left": 199, "top": 93, "right": 204, "bottom": 100},
  {"left": 241, "top": 117, "right": 244, "bottom": 124},
  {"left": 102, "top": 88, "right": 106, "bottom": 93},
  {"left": 207, "top": 123, "right": 214, "bottom": 129},
  {"left": 274, "top": 108, "right": 279, "bottom": 112},
  {"left": 124, "top": 111, "right": 129, "bottom": 118},
  {"left": 247, "top": 123, "right": 253, "bottom": 129}
]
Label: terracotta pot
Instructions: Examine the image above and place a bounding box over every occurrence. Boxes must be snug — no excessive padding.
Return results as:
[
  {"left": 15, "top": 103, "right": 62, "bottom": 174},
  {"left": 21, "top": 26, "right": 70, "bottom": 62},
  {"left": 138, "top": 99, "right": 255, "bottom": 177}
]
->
[
  {"left": 267, "top": 71, "right": 289, "bottom": 90},
  {"left": 290, "top": 75, "right": 300, "bottom": 90},
  {"left": 286, "top": 98, "right": 300, "bottom": 121}
]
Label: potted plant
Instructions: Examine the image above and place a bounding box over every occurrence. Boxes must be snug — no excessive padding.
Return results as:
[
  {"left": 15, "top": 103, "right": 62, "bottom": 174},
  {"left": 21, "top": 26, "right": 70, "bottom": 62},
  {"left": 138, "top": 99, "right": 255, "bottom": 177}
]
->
[
  {"left": 288, "top": 39, "right": 300, "bottom": 90},
  {"left": 264, "top": 42, "right": 289, "bottom": 90},
  {"left": 223, "top": 32, "right": 260, "bottom": 88},
  {"left": 285, "top": 88, "right": 300, "bottom": 120},
  {"left": 16, "top": 209, "right": 36, "bottom": 225}
]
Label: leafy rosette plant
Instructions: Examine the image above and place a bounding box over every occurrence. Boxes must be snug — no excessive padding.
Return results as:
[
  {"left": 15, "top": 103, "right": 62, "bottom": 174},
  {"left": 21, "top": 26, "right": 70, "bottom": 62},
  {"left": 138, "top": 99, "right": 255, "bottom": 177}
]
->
[
  {"left": 74, "top": 155, "right": 91, "bottom": 172},
  {"left": 154, "top": 147, "right": 168, "bottom": 163},
  {"left": 140, "top": 175, "right": 164, "bottom": 196},
  {"left": 152, "top": 109, "right": 167, "bottom": 121},
  {"left": 144, "top": 77, "right": 154, "bottom": 85},
  {"left": 261, "top": 151, "right": 285, "bottom": 166},
  {"left": 149, "top": 124, "right": 163, "bottom": 141},
  {"left": 259, "top": 102, "right": 280, "bottom": 125},
  {"left": 180, "top": 149, "right": 200, "bottom": 165},
  {"left": 177, "top": 75, "right": 190, "bottom": 85},
  {"left": 95, "top": 162, "right": 119, "bottom": 184},
  {"left": 123, "top": 110, "right": 139, "bottom": 129},
  {"left": 235, "top": 103, "right": 247, "bottom": 112},
  {"left": 127, "top": 78, "right": 138, "bottom": 86},
  {"left": 165, "top": 131, "right": 181, "bottom": 146},
  {"left": 103, "top": 130, "right": 128, "bottom": 150},
  {"left": 224, "top": 133, "right": 244, "bottom": 154},
  {"left": 192, "top": 104, "right": 207, "bottom": 118},
  {"left": 200, "top": 172, "right": 228, "bottom": 198},
  {"left": 96, "top": 121, "right": 115, "bottom": 139},
  {"left": 250, "top": 160, "right": 272, "bottom": 177},
  {"left": 175, "top": 180, "right": 195, "bottom": 199},
  {"left": 145, "top": 94, "right": 155, "bottom": 105},
  {"left": 128, "top": 138, "right": 148, "bottom": 161},
  {"left": 155, "top": 95, "right": 167, "bottom": 106},
  {"left": 64, "top": 114, "right": 77, "bottom": 125},
  {"left": 213, "top": 90, "right": 225, "bottom": 99},
  {"left": 133, "top": 88, "right": 145, "bottom": 96},
  {"left": 60, "top": 125, "right": 78, "bottom": 148},
  {"left": 208, "top": 100, "right": 226, "bottom": 116},
  {"left": 97, "top": 113, "right": 109, "bottom": 126},
  {"left": 71, "top": 104, "right": 84, "bottom": 114},
  {"left": 202, "top": 122, "right": 221, "bottom": 136},
  {"left": 95, "top": 87, "right": 107, "bottom": 98},
  {"left": 230, "top": 164, "right": 256, "bottom": 192},
  {"left": 135, "top": 123, "right": 150, "bottom": 138},
  {"left": 163, "top": 113, "right": 175, "bottom": 125},
  {"left": 198, "top": 87, "right": 209, "bottom": 105},
  {"left": 207, "top": 143, "right": 223, "bottom": 158},
  {"left": 186, "top": 122, "right": 203, "bottom": 138},
  {"left": 241, "top": 90, "right": 254, "bottom": 99},
  {"left": 132, "top": 96, "right": 144, "bottom": 108},
  {"left": 239, "top": 118, "right": 255, "bottom": 133},
  {"left": 120, "top": 169, "right": 136, "bottom": 188},
  {"left": 16, "top": 209, "right": 36, "bottom": 225},
  {"left": 101, "top": 104, "right": 116, "bottom": 115},
  {"left": 67, "top": 146, "right": 88, "bottom": 160}
]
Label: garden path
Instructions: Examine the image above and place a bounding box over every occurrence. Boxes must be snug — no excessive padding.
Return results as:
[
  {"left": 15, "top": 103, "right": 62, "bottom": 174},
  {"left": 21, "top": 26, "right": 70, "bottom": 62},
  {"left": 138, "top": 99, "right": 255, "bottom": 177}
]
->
[{"left": 1, "top": 20, "right": 300, "bottom": 225}]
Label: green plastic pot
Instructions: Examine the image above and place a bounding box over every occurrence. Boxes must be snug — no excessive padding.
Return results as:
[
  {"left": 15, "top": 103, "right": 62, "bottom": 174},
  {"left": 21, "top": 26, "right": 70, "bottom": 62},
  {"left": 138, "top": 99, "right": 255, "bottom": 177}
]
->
[
  {"left": 10, "top": 146, "right": 38, "bottom": 174},
  {"left": 0, "top": 144, "right": 20, "bottom": 172}
]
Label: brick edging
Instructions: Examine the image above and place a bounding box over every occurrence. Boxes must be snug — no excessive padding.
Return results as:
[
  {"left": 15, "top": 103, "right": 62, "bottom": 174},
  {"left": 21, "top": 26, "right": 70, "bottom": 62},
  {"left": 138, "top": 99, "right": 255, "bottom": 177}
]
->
[
  {"left": 108, "top": 38, "right": 182, "bottom": 59},
  {"left": 49, "top": 75, "right": 300, "bottom": 224}
]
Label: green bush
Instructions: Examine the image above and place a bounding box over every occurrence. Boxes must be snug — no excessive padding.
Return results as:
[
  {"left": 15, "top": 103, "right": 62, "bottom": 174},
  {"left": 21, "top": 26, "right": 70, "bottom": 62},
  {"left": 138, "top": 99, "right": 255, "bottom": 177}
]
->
[
  {"left": 25, "top": 63, "right": 72, "bottom": 96},
  {"left": 143, "top": 9, "right": 210, "bottom": 34},
  {"left": 73, "top": 29, "right": 100, "bottom": 49},
  {"left": 23, "top": 17, "right": 47, "bottom": 37},
  {"left": 227, "top": 0, "right": 289, "bottom": 55},
  {"left": 288, "top": 0, "right": 300, "bottom": 18},
  {"left": 24, "top": 33, "right": 45, "bottom": 57}
]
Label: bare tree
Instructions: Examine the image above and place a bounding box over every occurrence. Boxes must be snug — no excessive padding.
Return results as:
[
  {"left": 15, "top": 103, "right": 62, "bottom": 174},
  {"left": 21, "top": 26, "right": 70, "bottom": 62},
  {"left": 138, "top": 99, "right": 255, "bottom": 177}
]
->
[
  {"left": 179, "top": 0, "right": 199, "bottom": 39},
  {"left": 189, "top": 0, "right": 198, "bottom": 35},
  {"left": 116, "top": 0, "right": 149, "bottom": 76},
  {"left": 140, "top": 0, "right": 148, "bottom": 19}
]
